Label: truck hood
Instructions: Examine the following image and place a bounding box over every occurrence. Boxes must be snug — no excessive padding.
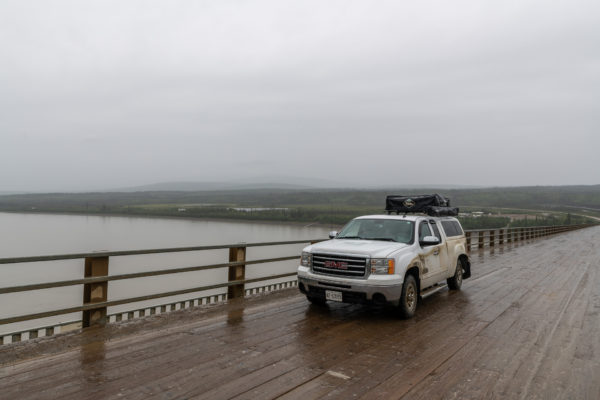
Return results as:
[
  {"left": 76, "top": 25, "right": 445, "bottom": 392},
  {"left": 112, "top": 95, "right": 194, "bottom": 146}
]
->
[{"left": 307, "top": 239, "right": 409, "bottom": 258}]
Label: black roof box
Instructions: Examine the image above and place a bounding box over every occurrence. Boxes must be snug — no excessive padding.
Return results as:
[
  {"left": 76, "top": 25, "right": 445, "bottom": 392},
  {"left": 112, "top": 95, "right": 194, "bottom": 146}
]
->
[{"left": 385, "top": 194, "right": 459, "bottom": 217}]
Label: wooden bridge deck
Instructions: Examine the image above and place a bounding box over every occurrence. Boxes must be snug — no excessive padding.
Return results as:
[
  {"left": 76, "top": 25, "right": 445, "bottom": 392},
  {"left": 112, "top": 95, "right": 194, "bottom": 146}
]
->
[{"left": 1, "top": 226, "right": 599, "bottom": 399}]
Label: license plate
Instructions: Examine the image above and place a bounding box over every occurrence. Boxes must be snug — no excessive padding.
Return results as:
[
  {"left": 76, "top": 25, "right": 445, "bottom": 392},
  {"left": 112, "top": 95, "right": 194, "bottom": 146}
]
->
[{"left": 325, "top": 290, "right": 343, "bottom": 302}]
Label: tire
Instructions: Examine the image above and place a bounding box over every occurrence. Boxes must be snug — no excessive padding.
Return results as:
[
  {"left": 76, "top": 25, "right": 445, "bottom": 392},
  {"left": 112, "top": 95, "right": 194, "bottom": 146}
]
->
[
  {"left": 398, "top": 274, "right": 418, "bottom": 319},
  {"left": 306, "top": 295, "right": 327, "bottom": 306},
  {"left": 447, "top": 258, "right": 463, "bottom": 290}
]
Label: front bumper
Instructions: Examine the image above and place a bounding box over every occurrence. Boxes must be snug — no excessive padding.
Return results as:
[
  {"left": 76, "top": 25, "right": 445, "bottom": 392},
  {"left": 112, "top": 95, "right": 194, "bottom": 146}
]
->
[{"left": 297, "top": 267, "right": 403, "bottom": 306}]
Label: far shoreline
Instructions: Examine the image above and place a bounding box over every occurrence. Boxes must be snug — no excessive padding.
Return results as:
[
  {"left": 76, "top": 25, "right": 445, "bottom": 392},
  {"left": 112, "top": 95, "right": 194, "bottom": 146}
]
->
[{"left": 0, "top": 209, "right": 343, "bottom": 231}]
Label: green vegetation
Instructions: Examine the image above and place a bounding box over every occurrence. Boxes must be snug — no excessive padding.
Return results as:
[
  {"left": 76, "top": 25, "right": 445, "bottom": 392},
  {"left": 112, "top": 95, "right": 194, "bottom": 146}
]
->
[
  {"left": 0, "top": 185, "right": 598, "bottom": 229},
  {"left": 506, "top": 212, "right": 589, "bottom": 227},
  {"left": 456, "top": 216, "right": 511, "bottom": 230}
]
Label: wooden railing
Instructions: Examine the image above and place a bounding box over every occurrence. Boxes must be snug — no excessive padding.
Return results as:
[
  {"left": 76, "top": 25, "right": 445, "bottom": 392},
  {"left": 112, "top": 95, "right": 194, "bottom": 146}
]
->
[
  {"left": 0, "top": 223, "right": 594, "bottom": 344},
  {"left": 463, "top": 224, "right": 590, "bottom": 251},
  {"left": 0, "top": 239, "right": 322, "bottom": 344}
]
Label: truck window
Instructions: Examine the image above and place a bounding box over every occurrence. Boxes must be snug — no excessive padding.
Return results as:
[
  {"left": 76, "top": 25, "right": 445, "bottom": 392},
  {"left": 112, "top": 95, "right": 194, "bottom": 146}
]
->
[
  {"left": 429, "top": 221, "right": 442, "bottom": 241},
  {"left": 441, "top": 220, "right": 463, "bottom": 237},
  {"left": 419, "top": 221, "right": 432, "bottom": 242},
  {"left": 441, "top": 221, "right": 456, "bottom": 236},
  {"left": 452, "top": 221, "right": 464, "bottom": 236},
  {"left": 337, "top": 218, "right": 415, "bottom": 244}
]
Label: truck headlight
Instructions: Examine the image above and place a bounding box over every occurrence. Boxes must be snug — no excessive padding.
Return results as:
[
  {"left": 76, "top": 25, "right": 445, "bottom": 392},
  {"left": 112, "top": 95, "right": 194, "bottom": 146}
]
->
[
  {"left": 300, "top": 251, "right": 312, "bottom": 267},
  {"left": 371, "top": 258, "right": 395, "bottom": 274}
]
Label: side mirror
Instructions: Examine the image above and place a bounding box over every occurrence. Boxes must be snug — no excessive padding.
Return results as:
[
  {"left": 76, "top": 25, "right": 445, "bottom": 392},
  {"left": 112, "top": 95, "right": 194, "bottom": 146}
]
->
[
  {"left": 329, "top": 231, "right": 338, "bottom": 239},
  {"left": 420, "top": 236, "right": 440, "bottom": 246}
]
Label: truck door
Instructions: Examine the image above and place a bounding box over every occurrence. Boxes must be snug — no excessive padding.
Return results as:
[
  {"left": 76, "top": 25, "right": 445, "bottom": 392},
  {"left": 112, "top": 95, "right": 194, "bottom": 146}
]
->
[
  {"left": 429, "top": 220, "right": 449, "bottom": 276},
  {"left": 419, "top": 220, "right": 446, "bottom": 287}
]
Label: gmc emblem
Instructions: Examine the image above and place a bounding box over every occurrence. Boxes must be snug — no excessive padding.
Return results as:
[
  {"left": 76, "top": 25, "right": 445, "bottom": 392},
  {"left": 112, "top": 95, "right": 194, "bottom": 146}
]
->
[{"left": 324, "top": 260, "right": 349, "bottom": 270}]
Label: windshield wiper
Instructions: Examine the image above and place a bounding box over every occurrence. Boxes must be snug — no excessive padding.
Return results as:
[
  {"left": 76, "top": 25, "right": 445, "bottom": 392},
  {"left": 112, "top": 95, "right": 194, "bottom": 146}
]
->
[
  {"left": 337, "top": 235, "right": 363, "bottom": 240},
  {"left": 364, "top": 237, "right": 397, "bottom": 242}
]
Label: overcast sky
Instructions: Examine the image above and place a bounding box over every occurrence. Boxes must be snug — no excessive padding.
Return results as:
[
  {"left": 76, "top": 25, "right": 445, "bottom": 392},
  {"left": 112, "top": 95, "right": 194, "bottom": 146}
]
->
[{"left": 1, "top": 0, "right": 599, "bottom": 191}]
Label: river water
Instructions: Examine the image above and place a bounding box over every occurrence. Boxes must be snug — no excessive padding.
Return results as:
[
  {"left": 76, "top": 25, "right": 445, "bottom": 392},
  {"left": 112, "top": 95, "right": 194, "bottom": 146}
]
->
[{"left": 0, "top": 212, "right": 332, "bottom": 337}]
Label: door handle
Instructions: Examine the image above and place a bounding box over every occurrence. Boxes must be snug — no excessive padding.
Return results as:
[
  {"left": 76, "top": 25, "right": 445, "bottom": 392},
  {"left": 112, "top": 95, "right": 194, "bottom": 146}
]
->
[{"left": 433, "top": 248, "right": 439, "bottom": 256}]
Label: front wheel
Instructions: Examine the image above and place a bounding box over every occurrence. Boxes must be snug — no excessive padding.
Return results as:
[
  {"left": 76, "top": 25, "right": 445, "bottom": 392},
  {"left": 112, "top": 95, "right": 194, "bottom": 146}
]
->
[
  {"left": 398, "top": 274, "right": 418, "bottom": 319},
  {"left": 306, "top": 295, "right": 327, "bottom": 306},
  {"left": 447, "top": 258, "right": 464, "bottom": 290}
]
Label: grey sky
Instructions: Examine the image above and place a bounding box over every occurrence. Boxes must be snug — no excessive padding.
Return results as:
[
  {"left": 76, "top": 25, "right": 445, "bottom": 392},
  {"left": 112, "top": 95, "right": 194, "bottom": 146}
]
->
[{"left": 1, "top": 0, "right": 599, "bottom": 191}]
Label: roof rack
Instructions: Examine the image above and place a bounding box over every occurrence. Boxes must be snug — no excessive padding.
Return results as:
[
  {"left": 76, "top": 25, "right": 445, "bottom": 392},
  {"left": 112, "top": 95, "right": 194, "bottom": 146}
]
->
[{"left": 385, "top": 194, "right": 459, "bottom": 217}]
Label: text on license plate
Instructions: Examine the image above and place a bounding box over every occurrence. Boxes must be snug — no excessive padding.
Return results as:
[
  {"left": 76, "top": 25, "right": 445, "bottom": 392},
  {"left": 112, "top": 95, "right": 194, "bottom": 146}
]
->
[{"left": 325, "top": 290, "right": 343, "bottom": 302}]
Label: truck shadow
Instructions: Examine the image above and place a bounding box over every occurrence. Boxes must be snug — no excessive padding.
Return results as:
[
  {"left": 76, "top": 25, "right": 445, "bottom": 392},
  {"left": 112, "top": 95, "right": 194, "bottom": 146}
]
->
[{"left": 302, "top": 287, "right": 469, "bottom": 324}]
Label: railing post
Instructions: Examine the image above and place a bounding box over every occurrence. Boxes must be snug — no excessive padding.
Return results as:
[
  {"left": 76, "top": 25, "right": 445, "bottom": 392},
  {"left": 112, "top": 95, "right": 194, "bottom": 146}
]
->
[
  {"left": 465, "top": 232, "right": 471, "bottom": 253},
  {"left": 499, "top": 229, "right": 504, "bottom": 245},
  {"left": 520, "top": 228, "right": 525, "bottom": 241},
  {"left": 489, "top": 230, "right": 495, "bottom": 247},
  {"left": 83, "top": 256, "right": 109, "bottom": 328},
  {"left": 228, "top": 246, "right": 246, "bottom": 299},
  {"left": 478, "top": 231, "right": 484, "bottom": 249},
  {"left": 507, "top": 228, "right": 513, "bottom": 243}
]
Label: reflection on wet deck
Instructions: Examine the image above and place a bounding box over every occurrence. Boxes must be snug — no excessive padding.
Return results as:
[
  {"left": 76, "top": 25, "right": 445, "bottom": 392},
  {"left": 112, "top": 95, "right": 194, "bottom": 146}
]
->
[{"left": 1, "top": 226, "right": 599, "bottom": 399}]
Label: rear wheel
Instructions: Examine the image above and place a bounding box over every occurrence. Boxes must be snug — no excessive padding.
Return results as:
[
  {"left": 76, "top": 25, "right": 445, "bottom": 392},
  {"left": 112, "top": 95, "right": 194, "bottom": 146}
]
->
[
  {"left": 398, "top": 274, "right": 418, "bottom": 319},
  {"left": 447, "top": 258, "right": 463, "bottom": 290}
]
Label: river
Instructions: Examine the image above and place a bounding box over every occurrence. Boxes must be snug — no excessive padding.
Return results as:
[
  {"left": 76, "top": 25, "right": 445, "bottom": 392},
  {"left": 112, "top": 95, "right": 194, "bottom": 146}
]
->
[{"left": 0, "top": 212, "right": 332, "bottom": 337}]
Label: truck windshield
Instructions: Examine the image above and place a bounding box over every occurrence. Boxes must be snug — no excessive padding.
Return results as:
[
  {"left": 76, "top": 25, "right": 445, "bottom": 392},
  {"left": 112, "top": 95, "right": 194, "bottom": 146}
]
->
[{"left": 337, "top": 219, "right": 414, "bottom": 244}]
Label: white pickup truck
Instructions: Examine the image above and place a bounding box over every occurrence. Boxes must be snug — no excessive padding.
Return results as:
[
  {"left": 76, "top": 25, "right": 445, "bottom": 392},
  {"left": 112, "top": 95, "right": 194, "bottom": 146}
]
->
[{"left": 297, "top": 211, "right": 471, "bottom": 318}]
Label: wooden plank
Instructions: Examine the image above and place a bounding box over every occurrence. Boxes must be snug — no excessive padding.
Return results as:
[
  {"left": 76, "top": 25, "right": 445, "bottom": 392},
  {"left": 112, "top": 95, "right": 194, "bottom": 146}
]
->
[
  {"left": 399, "top": 228, "right": 599, "bottom": 400},
  {"left": 38, "top": 300, "right": 345, "bottom": 398},
  {"left": 400, "top": 335, "right": 499, "bottom": 400},
  {"left": 228, "top": 247, "right": 246, "bottom": 299},
  {"left": 82, "top": 256, "right": 109, "bottom": 327},
  {"left": 0, "top": 255, "right": 298, "bottom": 295},
  {"left": 237, "top": 297, "right": 458, "bottom": 399},
  {"left": 0, "top": 273, "right": 297, "bottom": 325},
  {"left": 0, "top": 239, "right": 321, "bottom": 264},
  {"left": 1, "top": 296, "right": 311, "bottom": 397}
]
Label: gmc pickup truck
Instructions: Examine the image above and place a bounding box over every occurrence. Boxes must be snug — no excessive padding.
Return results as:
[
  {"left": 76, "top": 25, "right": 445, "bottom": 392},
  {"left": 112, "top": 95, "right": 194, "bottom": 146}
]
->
[{"left": 297, "top": 195, "right": 471, "bottom": 318}]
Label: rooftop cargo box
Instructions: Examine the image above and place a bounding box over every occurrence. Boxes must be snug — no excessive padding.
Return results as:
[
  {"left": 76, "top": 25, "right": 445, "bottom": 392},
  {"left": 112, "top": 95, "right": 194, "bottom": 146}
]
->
[{"left": 385, "top": 194, "right": 458, "bottom": 217}]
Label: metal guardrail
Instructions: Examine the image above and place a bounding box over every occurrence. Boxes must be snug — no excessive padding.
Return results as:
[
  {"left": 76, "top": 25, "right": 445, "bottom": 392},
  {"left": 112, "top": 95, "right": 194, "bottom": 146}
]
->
[{"left": 0, "top": 223, "right": 593, "bottom": 344}]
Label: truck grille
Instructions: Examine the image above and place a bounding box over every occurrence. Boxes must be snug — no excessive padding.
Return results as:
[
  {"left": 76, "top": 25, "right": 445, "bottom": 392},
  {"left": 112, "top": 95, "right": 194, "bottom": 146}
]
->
[{"left": 312, "top": 253, "right": 368, "bottom": 278}]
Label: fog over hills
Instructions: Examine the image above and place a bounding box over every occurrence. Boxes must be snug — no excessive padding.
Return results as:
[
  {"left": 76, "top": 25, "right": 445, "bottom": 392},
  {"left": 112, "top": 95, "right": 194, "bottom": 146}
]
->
[
  {"left": 110, "top": 178, "right": 484, "bottom": 193},
  {"left": 2, "top": 1, "right": 599, "bottom": 193},
  {"left": 113, "top": 181, "right": 312, "bottom": 192},
  {"left": 111, "top": 176, "right": 342, "bottom": 192}
]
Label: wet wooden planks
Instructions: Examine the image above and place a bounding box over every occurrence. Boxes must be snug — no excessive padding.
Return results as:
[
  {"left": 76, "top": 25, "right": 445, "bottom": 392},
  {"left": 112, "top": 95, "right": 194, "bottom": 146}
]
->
[{"left": 1, "top": 226, "right": 599, "bottom": 399}]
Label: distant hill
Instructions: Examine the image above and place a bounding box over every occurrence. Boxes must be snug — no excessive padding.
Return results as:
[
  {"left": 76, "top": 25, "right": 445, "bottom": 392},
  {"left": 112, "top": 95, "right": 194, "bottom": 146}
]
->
[
  {"left": 1, "top": 184, "right": 599, "bottom": 210},
  {"left": 0, "top": 191, "right": 28, "bottom": 195},
  {"left": 1, "top": 184, "right": 598, "bottom": 226},
  {"left": 110, "top": 176, "right": 352, "bottom": 192},
  {"left": 112, "top": 181, "right": 312, "bottom": 192}
]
